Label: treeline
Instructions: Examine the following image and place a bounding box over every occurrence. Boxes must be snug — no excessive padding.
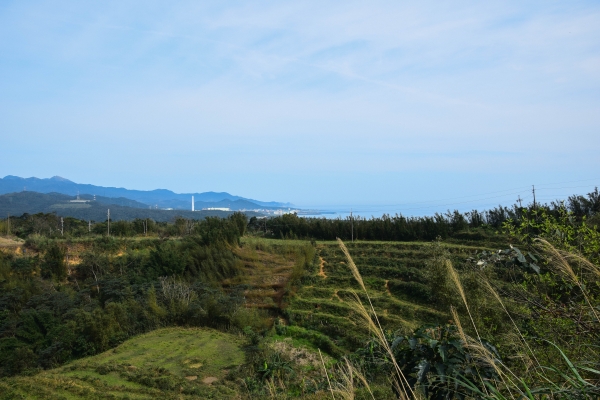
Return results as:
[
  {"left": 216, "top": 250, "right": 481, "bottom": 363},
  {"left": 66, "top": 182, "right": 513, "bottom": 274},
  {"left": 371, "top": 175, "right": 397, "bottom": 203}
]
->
[
  {"left": 0, "top": 212, "right": 248, "bottom": 240},
  {"left": 250, "top": 188, "right": 600, "bottom": 241},
  {"left": 0, "top": 214, "right": 264, "bottom": 377}
]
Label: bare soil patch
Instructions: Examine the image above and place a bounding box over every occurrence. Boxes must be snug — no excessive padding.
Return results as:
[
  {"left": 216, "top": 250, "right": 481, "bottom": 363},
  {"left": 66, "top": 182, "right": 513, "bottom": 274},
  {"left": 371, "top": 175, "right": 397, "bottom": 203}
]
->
[{"left": 317, "top": 257, "right": 327, "bottom": 278}]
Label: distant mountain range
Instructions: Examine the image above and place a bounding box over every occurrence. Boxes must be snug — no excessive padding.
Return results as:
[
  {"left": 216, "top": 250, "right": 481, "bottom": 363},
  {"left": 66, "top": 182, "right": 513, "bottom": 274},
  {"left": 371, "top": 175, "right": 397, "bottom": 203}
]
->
[
  {"left": 0, "top": 175, "right": 293, "bottom": 211},
  {"left": 0, "top": 191, "right": 263, "bottom": 222}
]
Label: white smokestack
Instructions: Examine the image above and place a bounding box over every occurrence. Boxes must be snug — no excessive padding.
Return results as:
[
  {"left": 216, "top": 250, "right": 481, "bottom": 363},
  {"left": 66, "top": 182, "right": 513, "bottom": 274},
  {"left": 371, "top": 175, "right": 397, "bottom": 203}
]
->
[{"left": 192, "top": 196, "right": 195, "bottom": 211}]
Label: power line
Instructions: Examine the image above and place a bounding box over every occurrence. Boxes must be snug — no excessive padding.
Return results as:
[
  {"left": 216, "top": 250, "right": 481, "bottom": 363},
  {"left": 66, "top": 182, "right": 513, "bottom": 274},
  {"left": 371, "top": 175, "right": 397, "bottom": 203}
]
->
[
  {"left": 534, "top": 184, "right": 599, "bottom": 191},
  {"left": 534, "top": 178, "right": 599, "bottom": 189}
]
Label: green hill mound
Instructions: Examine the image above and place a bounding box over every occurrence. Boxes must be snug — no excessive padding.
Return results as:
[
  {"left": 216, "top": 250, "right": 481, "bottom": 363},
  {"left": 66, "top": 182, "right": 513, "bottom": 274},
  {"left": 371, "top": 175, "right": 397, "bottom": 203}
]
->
[{"left": 0, "top": 327, "right": 245, "bottom": 399}]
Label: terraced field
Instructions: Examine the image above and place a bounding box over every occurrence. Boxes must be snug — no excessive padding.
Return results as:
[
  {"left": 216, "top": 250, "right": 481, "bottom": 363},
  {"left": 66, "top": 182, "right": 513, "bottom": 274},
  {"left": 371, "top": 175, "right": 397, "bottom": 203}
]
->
[
  {"left": 0, "top": 327, "right": 246, "bottom": 399},
  {"left": 286, "top": 240, "right": 498, "bottom": 352},
  {"left": 226, "top": 238, "right": 314, "bottom": 310}
]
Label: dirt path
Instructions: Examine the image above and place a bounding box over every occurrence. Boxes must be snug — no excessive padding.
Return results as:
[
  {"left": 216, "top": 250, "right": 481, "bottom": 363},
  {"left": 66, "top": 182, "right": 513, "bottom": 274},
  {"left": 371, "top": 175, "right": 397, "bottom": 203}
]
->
[
  {"left": 384, "top": 280, "right": 392, "bottom": 296},
  {"left": 331, "top": 290, "right": 343, "bottom": 302},
  {"left": 317, "top": 257, "right": 327, "bottom": 278}
]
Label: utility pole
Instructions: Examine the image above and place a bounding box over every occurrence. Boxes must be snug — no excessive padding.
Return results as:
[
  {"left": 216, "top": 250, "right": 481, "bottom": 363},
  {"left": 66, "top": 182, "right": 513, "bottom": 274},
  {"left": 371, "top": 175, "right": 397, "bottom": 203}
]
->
[
  {"left": 517, "top": 195, "right": 522, "bottom": 208},
  {"left": 532, "top": 185, "right": 536, "bottom": 209},
  {"left": 60, "top": 217, "right": 64, "bottom": 236},
  {"left": 107, "top": 209, "right": 110, "bottom": 236},
  {"left": 351, "top": 208, "right": 353, "bottom": 243}
]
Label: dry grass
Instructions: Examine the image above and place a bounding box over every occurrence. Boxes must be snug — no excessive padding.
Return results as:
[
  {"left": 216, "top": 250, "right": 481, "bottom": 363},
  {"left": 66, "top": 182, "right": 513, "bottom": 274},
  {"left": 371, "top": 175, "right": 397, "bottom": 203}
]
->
[
  {"left": 225, "top": 246, "right": 297, "bottom": 309},
  {"left": 534, "top": 238, "right": 600, "bottom": 322},
  {"left": 332, "top": 237, "right": 600, "bottom": 399},
  {"left": 482, "top": 280, "right": 541, "bottom": 370},
  {"left": 0, "top": 236, "right": 23, "bottom": 246},
  {"left": 447, "top": 239, "right": 600, "bottom": 399},
  {"left": 445, "top": 258, "right": 482, "bottom": 342},
  {"left": 336, "top": 238, "right": 415, "bottom": 400}
]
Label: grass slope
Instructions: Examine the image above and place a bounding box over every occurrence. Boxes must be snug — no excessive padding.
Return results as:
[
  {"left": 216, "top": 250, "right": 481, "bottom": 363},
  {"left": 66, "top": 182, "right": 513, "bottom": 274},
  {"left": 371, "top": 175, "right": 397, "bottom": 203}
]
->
[{"left": 0, "top": 327, "right": 246, "bottom": 399}]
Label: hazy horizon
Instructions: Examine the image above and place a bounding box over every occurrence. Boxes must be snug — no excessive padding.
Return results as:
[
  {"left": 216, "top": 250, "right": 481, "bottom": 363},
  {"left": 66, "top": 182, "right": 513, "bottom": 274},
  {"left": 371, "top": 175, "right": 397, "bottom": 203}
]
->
[{"left": 2, "top": 173, "right": 597, "bottom": 219}]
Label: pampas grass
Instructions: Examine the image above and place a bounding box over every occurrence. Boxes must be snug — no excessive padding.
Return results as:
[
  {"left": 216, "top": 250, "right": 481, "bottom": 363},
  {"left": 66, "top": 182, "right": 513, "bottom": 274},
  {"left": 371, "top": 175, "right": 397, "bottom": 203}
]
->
[
  {"left": 337, "top": 238, "right": 415, "bottom": 399},
  {"left": 445, "top": 258, "right": 482, "bottom": 342},
  {"left": 328, "top": 236, "right": 600, "bottom": 399},
  {"left": 534, "top": 238, "right": 600, "bottom": 322}
]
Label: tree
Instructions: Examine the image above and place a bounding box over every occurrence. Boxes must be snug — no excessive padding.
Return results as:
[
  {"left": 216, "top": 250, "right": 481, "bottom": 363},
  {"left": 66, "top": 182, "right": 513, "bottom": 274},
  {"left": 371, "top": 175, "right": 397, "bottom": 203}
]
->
[{"left": 41, "top": 243, "right": 67, "bottom": 280}]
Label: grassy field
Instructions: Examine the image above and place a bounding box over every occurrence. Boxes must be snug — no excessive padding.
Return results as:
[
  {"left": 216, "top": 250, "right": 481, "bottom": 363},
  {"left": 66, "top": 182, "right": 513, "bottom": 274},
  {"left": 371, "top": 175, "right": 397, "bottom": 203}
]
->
[{"left": 0, "top": 327, "right": 246, "bottom": 399}]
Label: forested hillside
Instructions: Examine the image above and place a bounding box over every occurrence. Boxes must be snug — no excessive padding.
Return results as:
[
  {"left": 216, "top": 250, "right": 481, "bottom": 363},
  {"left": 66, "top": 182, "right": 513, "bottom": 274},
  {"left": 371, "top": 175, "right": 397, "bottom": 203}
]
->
[{"left": 0, "top": 191, "right": 255, "bottom": 223}]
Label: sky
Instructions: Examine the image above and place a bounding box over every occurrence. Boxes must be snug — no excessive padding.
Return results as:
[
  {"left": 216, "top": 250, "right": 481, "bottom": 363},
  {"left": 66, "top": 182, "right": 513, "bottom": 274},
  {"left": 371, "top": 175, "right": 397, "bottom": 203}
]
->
[{"left": 1, "top": 1, "right": 599, "bottom": 214}]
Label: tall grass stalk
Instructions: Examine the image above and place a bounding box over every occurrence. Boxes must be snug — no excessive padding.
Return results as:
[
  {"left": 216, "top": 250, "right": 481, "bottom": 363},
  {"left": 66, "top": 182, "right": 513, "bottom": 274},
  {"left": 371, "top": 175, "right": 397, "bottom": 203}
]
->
[
  {"left": 330, "top": 358, "right": 356, "bottom": 400},
  {"left": 482, "top": 280, "right": 541, "bottom": 370},
  {"left": 446, "top": 266, "right": 525, "bottom": 399},
  {"left": 319, "top": 349, "right": 336, "bottom": 400},
  {"left": 445, "top": 259, "right": 482, "bottom": 342},
  {"left": 453, "top": 240, "right": 600, "bottom": 398},
  {"left": 534, "top": 238, "right": 600, "bottom": 322},
  {"left": 335, "top": 238, "right": 599, "bottom": 398},
  {"left": 449, "top": 307, "right": 525, "bottom": 400},
  {"left": 337, "top": 238, "right": 415, "bottom": 399},
  {"left": 349, "top": 360, "right": 376, "bottom": 400}
]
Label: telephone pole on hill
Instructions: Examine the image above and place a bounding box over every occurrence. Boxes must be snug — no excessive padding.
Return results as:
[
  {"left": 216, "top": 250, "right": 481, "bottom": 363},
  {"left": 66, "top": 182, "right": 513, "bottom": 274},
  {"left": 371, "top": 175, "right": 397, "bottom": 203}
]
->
[
  {"left": 532, "top": 185, "right": 537, "bottom": 209},
  {"left": 517, "top": 195, "right": 522, "bottom": 208},
  {"left": 60, "top": 217, "right": 64, "bottom": 236},
  {"left": 351, "top": 209, "right": 353, "bottom": 243}
]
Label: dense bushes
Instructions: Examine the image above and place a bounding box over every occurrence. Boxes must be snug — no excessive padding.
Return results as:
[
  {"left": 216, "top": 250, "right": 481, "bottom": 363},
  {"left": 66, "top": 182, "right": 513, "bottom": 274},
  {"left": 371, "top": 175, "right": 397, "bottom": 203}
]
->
[{"left": 0, "top": 215, "right": 255, "bottom": 377}]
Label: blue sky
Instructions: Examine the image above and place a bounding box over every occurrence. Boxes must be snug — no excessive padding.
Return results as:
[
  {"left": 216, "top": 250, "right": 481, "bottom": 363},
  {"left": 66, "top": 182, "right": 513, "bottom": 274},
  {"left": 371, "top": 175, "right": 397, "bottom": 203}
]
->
[{"left": 1, "top": 1, "right": 599, "bottom": 213}]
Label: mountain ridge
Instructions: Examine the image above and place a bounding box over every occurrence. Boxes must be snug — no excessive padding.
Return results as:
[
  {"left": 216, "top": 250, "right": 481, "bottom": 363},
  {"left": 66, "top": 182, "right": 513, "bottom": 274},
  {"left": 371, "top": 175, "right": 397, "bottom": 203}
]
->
[
  {"left": 0, "top": 191, "right": 263, "bottom": 222},
  {"left": 0, "top": 175, "right": 293, "bottom": 209}
]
